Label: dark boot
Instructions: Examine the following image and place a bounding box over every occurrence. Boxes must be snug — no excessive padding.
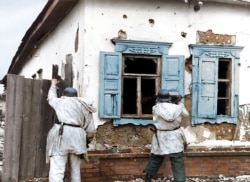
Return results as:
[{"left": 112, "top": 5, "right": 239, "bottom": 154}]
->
[{"left": 145, "top": 173, "right": 152, "bottom": 182}]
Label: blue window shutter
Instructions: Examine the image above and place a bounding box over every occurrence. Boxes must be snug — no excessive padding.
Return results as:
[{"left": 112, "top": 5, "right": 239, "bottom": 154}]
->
[
  {"left": 190, "top": 44, "right": 243, "bottom": 125},
  {"left": 99, "top": 52, "right": 122, "bottom": 118},
  {"left": 196, "top": 58, "right": 218, "bottom": 118},
  {"left": 161, "top": 55, "right": 184, "bottom": 96}
]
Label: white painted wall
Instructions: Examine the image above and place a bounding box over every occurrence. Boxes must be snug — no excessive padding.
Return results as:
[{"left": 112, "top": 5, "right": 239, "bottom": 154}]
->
[{"left": 19, "top": 0, "right": 250, "bottom": 125}]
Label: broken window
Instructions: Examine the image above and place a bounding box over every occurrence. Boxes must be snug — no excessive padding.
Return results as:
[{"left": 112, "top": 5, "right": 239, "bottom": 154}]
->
[
  {"left": 189, "top": 44, "right": 243, "bottom": 125},
  {"left": 217, "top": 58, "right": 231, "bottom": 115},
  {"left": 122, "top": 55, "right": 161, "bottom": 118},
  {"left": 99, "top": 40, "right": 184, "bottom": 126}
]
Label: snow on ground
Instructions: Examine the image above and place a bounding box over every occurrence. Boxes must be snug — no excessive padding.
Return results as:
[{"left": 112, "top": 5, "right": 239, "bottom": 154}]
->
[
  {"left": 189, "top": 140, "right": 250, "bottom": 148},
  {"left": 113, "top": 175, "right": 250, "bottom": 182}
]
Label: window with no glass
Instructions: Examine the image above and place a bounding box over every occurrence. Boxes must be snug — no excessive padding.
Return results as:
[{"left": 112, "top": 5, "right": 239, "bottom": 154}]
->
[
  {"left": 122, "top": 55, "right": 161, "bottom": 118},
  {"left": 189, "top": 44, "right": 243, "bottom": 125},
  {"left": 217, "top": 58, "right": 231, "bottom": 115},
  {"left": 99, "top": 40, "right": 184, "bottom": 126}
]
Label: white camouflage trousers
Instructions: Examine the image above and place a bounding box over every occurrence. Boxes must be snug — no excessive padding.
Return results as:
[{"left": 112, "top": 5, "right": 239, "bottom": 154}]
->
[{"left": 49, "top": 153, "right": 81, "bottom": 182}]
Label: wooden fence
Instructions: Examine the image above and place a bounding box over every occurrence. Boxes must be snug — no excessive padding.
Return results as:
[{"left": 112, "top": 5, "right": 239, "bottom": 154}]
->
[{"left": 2, "top": 74, "right": 55, "bottom": 182}]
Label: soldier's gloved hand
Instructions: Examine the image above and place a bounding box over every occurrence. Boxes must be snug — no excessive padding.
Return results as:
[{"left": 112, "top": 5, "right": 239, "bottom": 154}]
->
[
  {"left": 171, "top": 95, "right": 182, "bottom": 104},
  {"left": 176, "top": 95, "right": 182, "bottom": 102}
]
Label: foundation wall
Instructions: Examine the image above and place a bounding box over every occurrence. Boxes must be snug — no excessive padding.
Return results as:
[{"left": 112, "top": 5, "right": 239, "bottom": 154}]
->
[{"left": 80, "top": 148, "right": 250, "bottom": 181}]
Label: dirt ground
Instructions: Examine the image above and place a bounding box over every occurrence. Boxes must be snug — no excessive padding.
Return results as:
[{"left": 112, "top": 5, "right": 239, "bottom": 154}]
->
[{"left": 95, "top": 121, "right": 153, "bottom": 150}]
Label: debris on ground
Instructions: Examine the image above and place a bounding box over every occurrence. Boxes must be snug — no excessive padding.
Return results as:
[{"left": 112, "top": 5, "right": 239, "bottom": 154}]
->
[{"left": 113, "top": 175, "right": 250, "bottom": 182}]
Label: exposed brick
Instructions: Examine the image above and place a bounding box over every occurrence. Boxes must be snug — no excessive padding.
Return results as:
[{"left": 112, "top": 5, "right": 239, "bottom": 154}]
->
[
  {"left": 196, "top": 29, "right": 236, "bottom": 45},
  {"left": 80, "top": 150, "right": 250, "bottom": 181}
]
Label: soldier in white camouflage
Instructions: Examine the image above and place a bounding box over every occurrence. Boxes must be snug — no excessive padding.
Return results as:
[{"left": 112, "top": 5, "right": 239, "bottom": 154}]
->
[
  {"left": 145, "top": 89, "right": 189, "bottom": 182},
  {"left": 46, "top": 79, "right": 96, "bottom": 182}
]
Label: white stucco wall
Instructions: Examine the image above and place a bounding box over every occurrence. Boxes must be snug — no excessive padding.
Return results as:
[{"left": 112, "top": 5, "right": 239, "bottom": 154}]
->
[{"left": 19, "top": 0, "right": 250, "bottom": 125}]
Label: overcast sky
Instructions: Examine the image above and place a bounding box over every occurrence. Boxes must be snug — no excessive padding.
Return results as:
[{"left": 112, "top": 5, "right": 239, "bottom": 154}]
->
[{"left": 0, "top": 0, "right": 47, "bottom": 93}]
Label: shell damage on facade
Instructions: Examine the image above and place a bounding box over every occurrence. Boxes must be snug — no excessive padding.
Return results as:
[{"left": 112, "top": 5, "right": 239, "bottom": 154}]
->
[
  {"left": 2, "top": 0, "right": 250, "bottom": 152},
  {"left": 93, "top": 29, "right": 249, "bottom": 152}
]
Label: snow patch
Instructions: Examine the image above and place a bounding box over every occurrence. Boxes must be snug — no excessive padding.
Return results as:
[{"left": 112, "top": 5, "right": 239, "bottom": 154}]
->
[{"left": 189, "top": 139, "right": 250, "bottom": 148}]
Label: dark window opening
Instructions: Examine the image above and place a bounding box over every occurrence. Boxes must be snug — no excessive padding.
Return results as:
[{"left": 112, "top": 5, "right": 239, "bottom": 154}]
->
[
  {"left": 122, "top": 55, "right": 160, "bottom": 118},
  {"left": 123, "top": 78, "right": 137, "bottom": 114},
  {"left": 141, "top": 78, "right": 156, "bottom": 114},
  {"left": 217, "top": 58, "right": 231, "bottom": 115},
  {"left": 124, "top": 57, "right": 157, "bottom": 74}
]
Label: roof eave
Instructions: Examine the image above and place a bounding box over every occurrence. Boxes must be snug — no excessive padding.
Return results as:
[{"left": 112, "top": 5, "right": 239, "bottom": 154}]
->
[{"left": 1, "top": 0, "right": 79, "bottom": 85}]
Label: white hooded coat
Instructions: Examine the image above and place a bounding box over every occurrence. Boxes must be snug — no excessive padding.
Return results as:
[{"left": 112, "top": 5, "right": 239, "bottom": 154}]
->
[
  {"left": 46, "top": 85, "right": 96, "bottom": 163},
  {"left": 151, "top": 102, "right": 189, "bottom": 155}
]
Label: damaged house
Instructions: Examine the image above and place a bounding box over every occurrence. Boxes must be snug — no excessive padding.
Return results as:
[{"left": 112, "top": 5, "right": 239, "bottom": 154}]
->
[{"left": 2, "top": 0, "right": 250, "bottom": 181}]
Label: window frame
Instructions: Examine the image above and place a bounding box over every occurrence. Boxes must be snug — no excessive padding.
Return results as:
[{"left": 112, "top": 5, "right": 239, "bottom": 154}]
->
[
  {"left": 121, "top": 54, "right": 161, "bottom": 119},
  {"left": 189, "top": 44, "right": 243, "bottom": 125},
  {"left": 99, "top": 40, "right": 184, "bottom": 126}
]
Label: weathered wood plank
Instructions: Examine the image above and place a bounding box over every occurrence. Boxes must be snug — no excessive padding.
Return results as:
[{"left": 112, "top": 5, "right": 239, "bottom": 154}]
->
[
  {"left": 65, "top": 60, "right": 73, "bottom": 87},
  {"left": 34, "top": 79, "right": 53, "bottom": 177},
  {"left": 3, "top": 75, "right": 53, "bottom": 181},
  {"left": 2, "top": 74, "right": 24, "bottom": 182},
  {"left": 19, "top": 78, "right": 36, "bottom": 179},
  {"left": 2, "top": 74, "right": 16, "bottom": 182}
]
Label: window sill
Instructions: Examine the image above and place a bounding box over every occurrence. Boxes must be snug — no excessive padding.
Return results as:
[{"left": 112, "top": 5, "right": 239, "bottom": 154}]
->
[{"left": 113, "top": 118, "right": 153, "bottom": 126}]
